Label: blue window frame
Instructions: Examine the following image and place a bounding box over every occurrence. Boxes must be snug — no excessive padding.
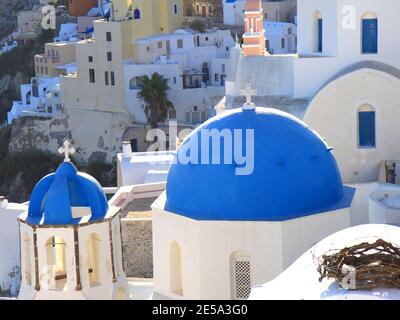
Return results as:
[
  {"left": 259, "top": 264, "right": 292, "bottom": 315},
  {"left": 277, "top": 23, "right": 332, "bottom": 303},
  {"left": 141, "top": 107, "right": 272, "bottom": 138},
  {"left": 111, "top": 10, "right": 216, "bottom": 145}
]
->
[
  {"left": 362, "top": 18, "right": 378, "bottom": 54},
  {"left": 134, "top": 9, "right": 141, "bottom": 20},
  {"left": 358, "top": 111, "right": 376, "bottom": 147},
  {"left": 317, "top": 18, "right": 323, "bottom": 52}
]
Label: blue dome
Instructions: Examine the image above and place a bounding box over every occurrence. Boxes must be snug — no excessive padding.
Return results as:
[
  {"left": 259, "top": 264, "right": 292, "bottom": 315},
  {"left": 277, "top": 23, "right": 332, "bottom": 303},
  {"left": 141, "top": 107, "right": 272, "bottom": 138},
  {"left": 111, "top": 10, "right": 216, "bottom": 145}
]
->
[
  {"left": 27, "top": 162, "right": 109, "bottom": 225},
  {"left": 165, "top": 107, "right": 350, "bottom": 221}
]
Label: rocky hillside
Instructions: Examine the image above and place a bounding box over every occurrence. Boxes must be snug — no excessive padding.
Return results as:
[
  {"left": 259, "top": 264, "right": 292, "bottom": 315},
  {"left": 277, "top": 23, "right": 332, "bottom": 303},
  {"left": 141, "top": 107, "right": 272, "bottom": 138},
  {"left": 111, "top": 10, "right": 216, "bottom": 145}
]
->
[{"left": 0, "top": 0, "right": 39, "bottom": 41}]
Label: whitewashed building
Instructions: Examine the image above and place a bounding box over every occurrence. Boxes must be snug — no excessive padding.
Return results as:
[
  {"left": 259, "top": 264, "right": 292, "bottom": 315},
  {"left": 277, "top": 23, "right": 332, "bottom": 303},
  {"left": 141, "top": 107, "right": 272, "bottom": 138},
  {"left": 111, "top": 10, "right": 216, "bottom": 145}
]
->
[
  {"left": 124, "top": 28, "right": 235, "bottom": 125},
  {"left": 264, "top": 21, "right": 297, "bottom": 54},
  {"left": 223, "top": 0, "right": 297, "bottom": 26},
  {"left": 54, "top": 23, "right": 79, "bottom": 43},
  {"left": 7, "top": 77, "right": 65, "bottom": 124},
  {"left": 0, "top": 198, "right": 27, "bottom": 297},
  {"left": 0, "top": 41, "right": 17, "bottom": 55}
]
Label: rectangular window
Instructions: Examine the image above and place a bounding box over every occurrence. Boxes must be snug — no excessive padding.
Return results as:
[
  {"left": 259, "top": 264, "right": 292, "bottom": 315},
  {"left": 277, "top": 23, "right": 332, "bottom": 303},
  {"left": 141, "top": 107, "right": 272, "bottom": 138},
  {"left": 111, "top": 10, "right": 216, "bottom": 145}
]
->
[
  {"left": 105, "top": 71, "right": 109, "bottom": 85},
  {"left": 281, "top": 38, "right": 285, "bottom": 49},
  {"left": 359, "top": 111, "right": 376, "bottom": 147},
  {"left": 177, "top": 39, "right": 183, "bottom": 49},
  {"left": 89, "top": 69, "right": 95, "bottom": 83},
  {"left": 111, "top": 71, "right": 115, "bottom": 86},
  {"left": 107, "top": 51, "right": 112, "bottom": 61},
  {"left": 362, "top": 19, "right": 378, "bottom": 54},
  {"left": 215, "top": 74, "right": 219, "bottom": 82},
  {"left": 106, "top": 32, "right": 112, "bottom": 42},
  {"left": 318, "top": 18, "right": 323, "bottom": 52},
  {"left": 88, "top": 56, "right": 93, "bottom": 62},
  {"left": 222, "top": 64, "right": 226, "bottom": 74},
  {"left": 173, "top": 76, "right": 177, "bottom": 84},
  {"left": 158, "top": 41, "right": 163, "bottom": 49}
]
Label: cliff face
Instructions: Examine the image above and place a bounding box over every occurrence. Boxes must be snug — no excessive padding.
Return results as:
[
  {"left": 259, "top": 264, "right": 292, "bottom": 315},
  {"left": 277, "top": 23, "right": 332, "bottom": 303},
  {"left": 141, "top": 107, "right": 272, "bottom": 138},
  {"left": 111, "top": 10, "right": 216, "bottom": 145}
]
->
[{"left": 0, "top": 0, "right": 39, "bottom": 41}]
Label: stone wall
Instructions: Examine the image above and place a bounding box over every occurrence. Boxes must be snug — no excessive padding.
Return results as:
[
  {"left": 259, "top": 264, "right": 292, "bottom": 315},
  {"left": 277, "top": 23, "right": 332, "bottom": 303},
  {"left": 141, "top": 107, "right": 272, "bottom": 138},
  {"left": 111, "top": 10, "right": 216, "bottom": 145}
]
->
[
  {"left": 121, "top": 218, "right": 153, "bottom": 278},
  {"left": 9, "top": 116, "right": 71, "bottom": 154}
]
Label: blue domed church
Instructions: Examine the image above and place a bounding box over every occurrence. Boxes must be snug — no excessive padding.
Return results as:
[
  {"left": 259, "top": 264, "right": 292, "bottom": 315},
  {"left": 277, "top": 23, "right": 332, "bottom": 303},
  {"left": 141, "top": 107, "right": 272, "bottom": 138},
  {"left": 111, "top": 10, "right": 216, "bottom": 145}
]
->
[
  {"left": 152, "top": 94, "right": 355, "bottom": 300},
  {"left": 18, "top": 141, "right": 128, "bottom": 300}
]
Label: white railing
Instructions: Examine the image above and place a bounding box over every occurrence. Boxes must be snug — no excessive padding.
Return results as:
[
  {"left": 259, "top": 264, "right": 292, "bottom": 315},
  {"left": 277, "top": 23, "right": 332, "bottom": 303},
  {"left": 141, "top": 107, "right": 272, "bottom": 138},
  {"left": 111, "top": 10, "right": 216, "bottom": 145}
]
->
[{"left": 108, "top": 182, "right": 166, "bottom": 212}]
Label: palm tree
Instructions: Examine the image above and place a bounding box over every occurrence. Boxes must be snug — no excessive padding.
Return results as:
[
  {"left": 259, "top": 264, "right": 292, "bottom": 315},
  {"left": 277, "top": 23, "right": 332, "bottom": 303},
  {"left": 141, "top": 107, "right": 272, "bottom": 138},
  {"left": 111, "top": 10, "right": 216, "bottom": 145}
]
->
[{"left": 137, "top": 73, "right": 174, "bottom": 129}]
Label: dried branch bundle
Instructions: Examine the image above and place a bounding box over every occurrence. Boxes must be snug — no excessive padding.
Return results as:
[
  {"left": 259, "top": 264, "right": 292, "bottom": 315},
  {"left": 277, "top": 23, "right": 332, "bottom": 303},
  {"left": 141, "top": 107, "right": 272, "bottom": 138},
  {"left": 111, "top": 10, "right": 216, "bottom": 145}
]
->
[{"left": 317, "top": 239, "right": 400, "bottom": 290}]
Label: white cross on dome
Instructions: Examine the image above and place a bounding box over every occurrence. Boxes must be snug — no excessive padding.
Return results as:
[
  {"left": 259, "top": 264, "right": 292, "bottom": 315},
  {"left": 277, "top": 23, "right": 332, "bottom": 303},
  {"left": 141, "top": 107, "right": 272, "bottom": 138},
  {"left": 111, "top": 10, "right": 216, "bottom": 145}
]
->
[
  {"left": 58, "top": 140, "right": 76, "bottom": 162},
  {"left": 240, "top": 83, "right": 257, "bottom": 109}
]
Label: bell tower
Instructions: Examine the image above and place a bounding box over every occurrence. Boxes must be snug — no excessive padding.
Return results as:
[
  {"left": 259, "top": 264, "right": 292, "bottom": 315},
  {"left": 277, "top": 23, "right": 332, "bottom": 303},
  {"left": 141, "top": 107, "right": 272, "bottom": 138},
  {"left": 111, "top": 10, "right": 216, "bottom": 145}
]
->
[{"left": 242, "top": 0, "right": 267, "bottom": 56}]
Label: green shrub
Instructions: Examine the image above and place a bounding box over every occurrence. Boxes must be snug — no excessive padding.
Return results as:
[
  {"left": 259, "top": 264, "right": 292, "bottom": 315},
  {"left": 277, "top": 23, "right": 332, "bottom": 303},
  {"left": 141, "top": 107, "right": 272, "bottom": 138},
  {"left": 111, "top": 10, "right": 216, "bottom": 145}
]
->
[{"left": 190, "top": 20, "right": 206, "bottom": 33}]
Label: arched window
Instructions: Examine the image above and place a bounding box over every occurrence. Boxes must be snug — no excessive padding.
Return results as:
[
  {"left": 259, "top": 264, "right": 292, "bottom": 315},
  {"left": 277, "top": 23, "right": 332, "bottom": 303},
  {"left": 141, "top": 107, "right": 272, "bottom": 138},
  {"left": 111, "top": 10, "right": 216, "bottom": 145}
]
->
[
  {"left": 45, "top": 236, "right": 67, "bottom": 290},
  {"left": 313, "top": 11, "right": 322, "bottom": 52},
  {"left": 230, "top": 251, "right": 252, "bottom": 300},
  {"left": 358, "top": 104, "right": 376, "bottom": 148},
  {"left": 129, "top": 76, "right": 143, "bottom": 90},
  {"left": 134, "top": 8, "right": 141, "bottom": 20},
  {"left": 170, "top": 241, "right": 183, "bottom": 295},
  {"left": 114, "top": 225, "right": 123, "bottom": 277},
  {"left": 87, "top": 233, "right": 101, "bottom": 286},
  {"left": 26, "top": 91, "right": 31, "bottom": 105},
  {"left": 23, "top": 233, "right": 32, "bottom": 286},
  {"left": 361, "top": 12, "right": 378, "bottom": 54}
]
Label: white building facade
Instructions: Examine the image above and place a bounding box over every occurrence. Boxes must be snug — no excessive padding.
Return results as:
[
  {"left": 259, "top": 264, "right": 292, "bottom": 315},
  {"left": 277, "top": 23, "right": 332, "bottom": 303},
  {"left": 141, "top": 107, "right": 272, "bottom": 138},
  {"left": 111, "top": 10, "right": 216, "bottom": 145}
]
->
[{"left": 125, "top": 29, "right": 235, "bottom": 125}]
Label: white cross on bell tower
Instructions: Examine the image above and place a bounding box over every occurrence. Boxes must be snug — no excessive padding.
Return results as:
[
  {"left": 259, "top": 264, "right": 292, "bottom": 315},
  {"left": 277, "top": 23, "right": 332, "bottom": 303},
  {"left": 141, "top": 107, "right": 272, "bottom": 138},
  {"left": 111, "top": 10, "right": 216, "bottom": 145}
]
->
[
  {"left": 58, "top": 140, "right": 76, "bottom": 162},
  {"left": 240, "top": 83, "right": 257, "bottom": 110}
]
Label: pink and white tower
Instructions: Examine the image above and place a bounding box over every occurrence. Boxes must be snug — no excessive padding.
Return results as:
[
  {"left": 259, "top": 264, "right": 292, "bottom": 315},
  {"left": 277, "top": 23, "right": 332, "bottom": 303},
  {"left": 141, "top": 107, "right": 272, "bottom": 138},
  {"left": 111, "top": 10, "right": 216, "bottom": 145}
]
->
[{"left": 242, "top": 0, "right": 267, "bottom": 56}]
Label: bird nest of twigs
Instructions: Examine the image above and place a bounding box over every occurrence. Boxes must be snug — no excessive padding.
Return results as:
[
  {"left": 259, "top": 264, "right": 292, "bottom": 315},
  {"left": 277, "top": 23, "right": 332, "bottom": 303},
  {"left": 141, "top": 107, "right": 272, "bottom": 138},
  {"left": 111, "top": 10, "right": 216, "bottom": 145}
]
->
[{"left": 317, "top": 239, "right": 400, "bottom": 290}]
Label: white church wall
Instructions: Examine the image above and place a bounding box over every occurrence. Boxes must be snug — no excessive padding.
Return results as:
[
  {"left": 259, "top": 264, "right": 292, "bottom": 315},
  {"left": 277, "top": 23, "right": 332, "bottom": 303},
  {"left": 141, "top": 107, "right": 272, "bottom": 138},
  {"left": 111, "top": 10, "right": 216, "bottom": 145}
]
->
[
  {"left": 78, "top": 221, "right": 115, "bottom": 300},
  {"left": 153, "top": 203, "right": 352, "bottom": 300},
  {"left": 152, "top": 206, "right": 203, "bottom": 300},
  {"left": 280, "top": 208, "right": 351, "bottom": 268},
  {"left": 304, "top": 68, "right": 400, "bottom": 184},
  {"left": 231, "top": 55, "right": 294, "bottom": 97},
  {"left": 297, "top": 0, "right": 338, "bottom": 56},
  {"left": 33, "top": 227, "right": 79, "bottom": 300},
  {"left": 0, "top": 202, "right": 26, "bottom": 297},
  {"left": 18, "top": 222, "right": 36, "bottom": 300},
  {"left": 293, "top": 0, "right": 400, "bottom": 98},
  {"left": 347, "top": 182, "right": 379, "bottom": 226},
  {"left": 196, "top": 219, "right": 283, "bottom": 300}
]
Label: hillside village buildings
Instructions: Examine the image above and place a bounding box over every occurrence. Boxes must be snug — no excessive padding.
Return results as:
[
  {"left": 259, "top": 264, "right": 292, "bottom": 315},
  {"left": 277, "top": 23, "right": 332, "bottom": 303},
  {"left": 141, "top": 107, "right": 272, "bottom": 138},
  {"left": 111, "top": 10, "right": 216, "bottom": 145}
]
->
[
  {"left": 223, "top": 0, "right": 297, "bottom": 26},
  {"left": 184, "top": 0, "right": 223, "bottom": 17}
]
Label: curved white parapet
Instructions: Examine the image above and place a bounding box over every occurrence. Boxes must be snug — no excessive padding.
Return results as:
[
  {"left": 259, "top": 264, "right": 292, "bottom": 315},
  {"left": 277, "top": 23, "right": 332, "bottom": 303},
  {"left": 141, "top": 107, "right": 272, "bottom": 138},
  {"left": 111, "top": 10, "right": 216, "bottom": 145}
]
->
[
  {"left": 249, "top": 224, "right": 400, "bottom": 300},
  {"left": 369, "top": 190, "right": 400, "bottom": 225}
]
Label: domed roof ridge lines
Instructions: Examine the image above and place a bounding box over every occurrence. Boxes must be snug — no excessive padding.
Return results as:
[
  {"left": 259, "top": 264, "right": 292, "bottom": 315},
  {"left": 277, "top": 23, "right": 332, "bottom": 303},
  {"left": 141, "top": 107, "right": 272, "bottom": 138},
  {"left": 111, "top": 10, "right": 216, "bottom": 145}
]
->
[
  {"left": 165, "top": 107, "right": 348, "bottom": 221},
  {"left": 27, "top": 157, "right": 109, "bottom": 225}
]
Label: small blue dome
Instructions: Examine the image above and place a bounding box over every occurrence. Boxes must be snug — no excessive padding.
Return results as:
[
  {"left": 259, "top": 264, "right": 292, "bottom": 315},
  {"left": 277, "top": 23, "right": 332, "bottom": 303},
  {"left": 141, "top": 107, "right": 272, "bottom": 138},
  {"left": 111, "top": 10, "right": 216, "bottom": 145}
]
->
[
  {"left": 27, "top": 162, "right": 109, "bottom": 225},
  {"left": 165, "top": 107, "right": 349, "bottom": 221}
]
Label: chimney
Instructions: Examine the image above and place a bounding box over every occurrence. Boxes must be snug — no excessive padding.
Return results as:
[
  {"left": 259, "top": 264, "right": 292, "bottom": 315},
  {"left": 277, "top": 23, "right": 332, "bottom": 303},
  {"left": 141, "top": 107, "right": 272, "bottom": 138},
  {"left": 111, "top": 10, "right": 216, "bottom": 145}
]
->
[
  {"left": 122, "top": 141, "right": 132, "bottom": 159},
  {"left": 0, "top": 196, "right": 8, "bottom": 209}
]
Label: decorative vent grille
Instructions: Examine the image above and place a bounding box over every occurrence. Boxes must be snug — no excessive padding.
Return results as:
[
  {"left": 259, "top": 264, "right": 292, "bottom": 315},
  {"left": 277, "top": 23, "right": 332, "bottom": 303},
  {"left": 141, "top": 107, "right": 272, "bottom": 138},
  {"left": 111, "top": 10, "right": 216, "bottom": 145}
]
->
[{"left": 233, "top": 259, "right": 251, "bottom": 300}]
